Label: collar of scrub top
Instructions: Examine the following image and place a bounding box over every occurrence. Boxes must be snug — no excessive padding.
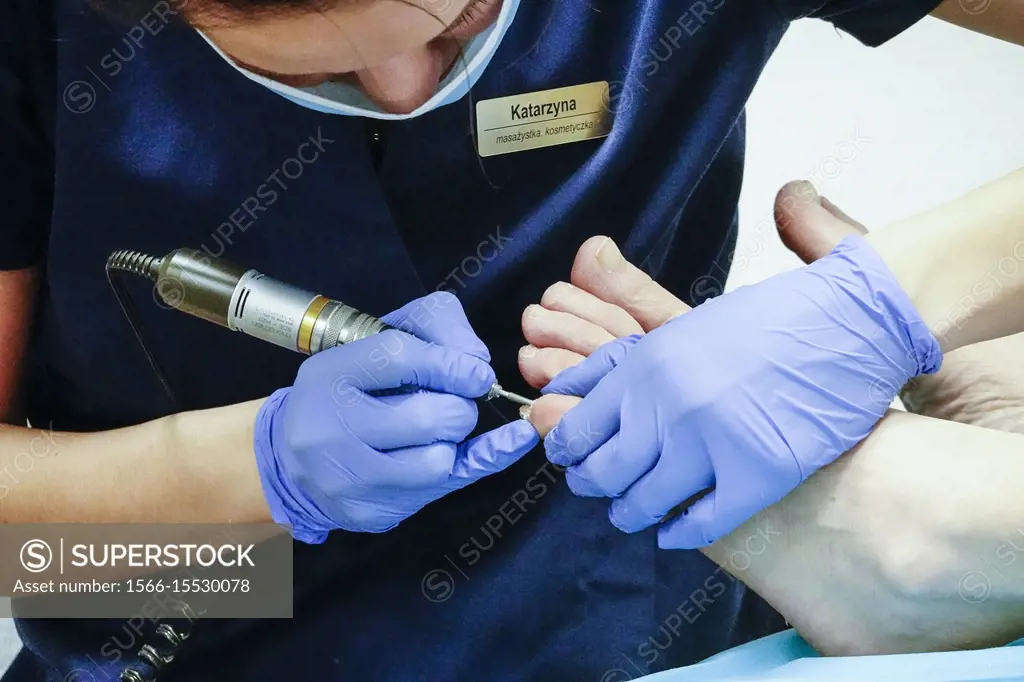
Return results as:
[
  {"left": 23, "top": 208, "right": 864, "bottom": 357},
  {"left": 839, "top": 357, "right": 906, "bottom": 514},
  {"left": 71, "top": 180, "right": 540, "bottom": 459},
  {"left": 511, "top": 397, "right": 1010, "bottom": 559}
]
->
[{"left": 195, "top": 0, "right": 523, "bottom": 120}]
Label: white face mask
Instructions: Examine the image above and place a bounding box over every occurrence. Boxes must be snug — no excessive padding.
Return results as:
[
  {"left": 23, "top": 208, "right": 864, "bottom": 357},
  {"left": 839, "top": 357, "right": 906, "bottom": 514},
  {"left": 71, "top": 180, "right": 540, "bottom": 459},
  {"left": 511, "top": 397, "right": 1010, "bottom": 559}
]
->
[{"left": 198, "top": 0, "right": 522, "bottom": 121}]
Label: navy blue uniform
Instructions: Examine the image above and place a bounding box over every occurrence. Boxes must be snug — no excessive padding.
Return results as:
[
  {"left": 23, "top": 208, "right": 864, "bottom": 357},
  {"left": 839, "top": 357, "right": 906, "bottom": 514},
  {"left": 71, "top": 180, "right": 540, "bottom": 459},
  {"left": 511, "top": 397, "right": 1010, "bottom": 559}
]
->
[{"left": 2, "top": 0, "right": 942, "bottom": 679}]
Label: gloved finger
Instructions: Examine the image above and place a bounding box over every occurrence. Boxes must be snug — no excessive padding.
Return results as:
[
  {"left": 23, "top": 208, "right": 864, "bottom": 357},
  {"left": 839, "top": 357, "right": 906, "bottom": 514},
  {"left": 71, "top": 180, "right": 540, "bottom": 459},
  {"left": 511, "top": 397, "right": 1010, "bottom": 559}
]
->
[
  {"left": 345, "top": 391, "right": 479, "bottom": 450},
  {"left": 565, "top": 402, "right": 659, "bottom": 497},
  {"left": 608, "top": 454, "right": 714, "bottom": 533},
  {"left": 543, "top": 369, "right": 625, "bottom": 467},
  {"left": 542, "top": 335, "right": 640, "bottom": 397},
  {"left": 522, "top": 305, "right": 617, "bottom": 356},
  {"left": 380, "top": 442, "right": 460, "bottom": 490},
  {"left": 655, "top": 489, "right": 760, "bottom": 549},
  {"left": 315, "top": 329, "right": 495, "bottom": 398},
  {"left": 539, "top": 281, "right": 645, "bottom": 338},
  {"left": 518, "top": 345, "right": 584, "bottom": 389},
  {"left": 448, "top": 420, "right": 539, "bottom": 490},
  {"left": 383, "top": 291, "right": 491, "bottom": 362},
  {"left": 570, "top": 236, "right": 690, "bottom": 331}
]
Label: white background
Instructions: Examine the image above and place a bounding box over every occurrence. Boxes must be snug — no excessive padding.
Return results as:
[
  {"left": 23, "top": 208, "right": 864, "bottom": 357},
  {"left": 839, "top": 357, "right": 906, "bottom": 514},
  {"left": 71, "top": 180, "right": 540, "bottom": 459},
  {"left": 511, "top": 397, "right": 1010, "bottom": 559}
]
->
[{"left": 2, "top": 12, "right": 1023, "bottom": 675}]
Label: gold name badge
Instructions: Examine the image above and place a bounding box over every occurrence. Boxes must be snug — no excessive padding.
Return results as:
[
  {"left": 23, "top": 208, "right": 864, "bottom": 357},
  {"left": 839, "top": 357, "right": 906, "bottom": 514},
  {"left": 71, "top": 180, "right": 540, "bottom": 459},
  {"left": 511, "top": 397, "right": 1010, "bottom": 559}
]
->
[{"left": 475, "top": 81, "right": 612, "bottom": 158}]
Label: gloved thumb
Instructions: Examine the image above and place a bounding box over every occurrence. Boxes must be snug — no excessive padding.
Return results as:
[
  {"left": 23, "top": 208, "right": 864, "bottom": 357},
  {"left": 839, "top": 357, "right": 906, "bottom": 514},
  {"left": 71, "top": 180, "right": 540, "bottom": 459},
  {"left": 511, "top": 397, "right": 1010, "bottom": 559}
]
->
[
  {"left": 448, "top": 421, "right": 539, "bottom": 490},
  {"left": 774, "top": 181, "right": 868, "bottom": 264},
  {"left": 542, "top": 335, "right": 641, "bottom": 397}
]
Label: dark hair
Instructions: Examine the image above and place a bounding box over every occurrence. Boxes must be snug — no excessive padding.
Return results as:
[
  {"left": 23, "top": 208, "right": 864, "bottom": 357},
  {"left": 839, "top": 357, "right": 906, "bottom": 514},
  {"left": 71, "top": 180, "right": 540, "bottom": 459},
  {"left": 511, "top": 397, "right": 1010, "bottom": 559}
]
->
[{"left": 86, "top": 0, "right": 341, "bottom": 26}]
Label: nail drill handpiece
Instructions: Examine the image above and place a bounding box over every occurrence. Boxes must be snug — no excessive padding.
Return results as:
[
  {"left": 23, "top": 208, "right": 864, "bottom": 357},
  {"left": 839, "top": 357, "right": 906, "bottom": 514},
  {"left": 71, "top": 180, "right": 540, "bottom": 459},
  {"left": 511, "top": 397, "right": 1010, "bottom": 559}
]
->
[{"left": 107, "top": 248, "right": 534, "bottom": 408}]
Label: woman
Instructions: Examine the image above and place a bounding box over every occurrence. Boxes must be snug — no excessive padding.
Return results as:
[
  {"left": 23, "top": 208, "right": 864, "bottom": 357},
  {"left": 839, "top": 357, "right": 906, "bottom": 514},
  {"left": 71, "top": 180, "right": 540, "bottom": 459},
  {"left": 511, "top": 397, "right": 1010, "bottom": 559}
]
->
[{"left": 0, "top": 0, "right": 1015, "bottom": 680}]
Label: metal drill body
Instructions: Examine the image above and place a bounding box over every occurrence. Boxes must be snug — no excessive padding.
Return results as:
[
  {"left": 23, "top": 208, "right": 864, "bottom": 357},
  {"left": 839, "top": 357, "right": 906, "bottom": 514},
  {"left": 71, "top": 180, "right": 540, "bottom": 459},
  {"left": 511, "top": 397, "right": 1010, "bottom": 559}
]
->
[{"left": 107, "top": 248, "right": 533, "bottom": 407}]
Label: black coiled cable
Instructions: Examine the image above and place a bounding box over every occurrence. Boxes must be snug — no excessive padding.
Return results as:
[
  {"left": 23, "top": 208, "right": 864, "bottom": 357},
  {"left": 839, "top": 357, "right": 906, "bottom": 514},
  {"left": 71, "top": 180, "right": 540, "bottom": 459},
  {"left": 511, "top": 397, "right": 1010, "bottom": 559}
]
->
[
  {"left": 118, "top": 602, "right": 198, "bottom": 682},
  {"left": 105, "top": 254, "right": 190, "bottom": 678},
  {"left": 104, "top": 250, "right": 179, "bottom": 408}
]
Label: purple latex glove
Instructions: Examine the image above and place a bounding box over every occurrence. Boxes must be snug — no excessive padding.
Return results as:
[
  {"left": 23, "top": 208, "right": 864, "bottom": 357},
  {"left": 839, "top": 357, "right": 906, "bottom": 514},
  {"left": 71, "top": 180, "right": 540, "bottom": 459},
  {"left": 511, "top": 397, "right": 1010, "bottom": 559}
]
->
[
  {"left": 254, "top": 292, "right": 539, "bottom": 543},
  {"left": 543, "top": 235, "right": 942, "bottom": 549}
]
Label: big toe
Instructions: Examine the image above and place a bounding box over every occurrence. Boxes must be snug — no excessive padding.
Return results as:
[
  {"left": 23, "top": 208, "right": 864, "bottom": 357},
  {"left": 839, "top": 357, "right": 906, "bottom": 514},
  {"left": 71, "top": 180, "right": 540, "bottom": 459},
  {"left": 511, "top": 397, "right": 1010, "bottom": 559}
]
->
[{"left": 774, "top": 181, "right": 868, "bottom": 264}]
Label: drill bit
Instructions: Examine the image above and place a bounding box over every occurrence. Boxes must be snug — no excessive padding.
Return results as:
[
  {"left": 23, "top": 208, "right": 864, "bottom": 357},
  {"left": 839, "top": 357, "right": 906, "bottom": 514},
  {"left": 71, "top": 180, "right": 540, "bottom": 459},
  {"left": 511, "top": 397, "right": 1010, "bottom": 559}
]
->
[{"left": 487, "top": 384, "right": 535, "bottom": 407}]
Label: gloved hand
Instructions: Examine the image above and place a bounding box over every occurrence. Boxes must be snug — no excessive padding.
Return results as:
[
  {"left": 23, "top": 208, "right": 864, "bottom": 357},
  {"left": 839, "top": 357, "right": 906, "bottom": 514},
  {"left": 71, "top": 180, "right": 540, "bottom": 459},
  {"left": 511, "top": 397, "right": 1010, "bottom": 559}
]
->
[
  {"left": 543, "top": 235, "right": 942, "bottom": 549},
  {"left": 254, "top": 292, "right": 539, "bottom": 543}
]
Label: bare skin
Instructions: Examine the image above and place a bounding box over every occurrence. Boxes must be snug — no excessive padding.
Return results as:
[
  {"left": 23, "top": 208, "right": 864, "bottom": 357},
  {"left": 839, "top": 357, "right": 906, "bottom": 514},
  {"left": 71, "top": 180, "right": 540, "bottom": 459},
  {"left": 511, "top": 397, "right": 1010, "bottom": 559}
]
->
[
  {"left": 196, "top": 0, "right": 502, "bottom": 113},
  {"left": 190, "top": 0, "right": 1024, "bottom": 116},
  {"left": 519, "top": 181, "right": 1024, "bottom": 654}
]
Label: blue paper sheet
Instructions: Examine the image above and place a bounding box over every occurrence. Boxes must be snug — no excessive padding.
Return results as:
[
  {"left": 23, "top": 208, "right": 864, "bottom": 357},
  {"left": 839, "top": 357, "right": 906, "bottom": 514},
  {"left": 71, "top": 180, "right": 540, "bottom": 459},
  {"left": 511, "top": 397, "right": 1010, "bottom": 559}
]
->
[{"left": 635, "top": 630, "right": 1024, "bottom": 682}]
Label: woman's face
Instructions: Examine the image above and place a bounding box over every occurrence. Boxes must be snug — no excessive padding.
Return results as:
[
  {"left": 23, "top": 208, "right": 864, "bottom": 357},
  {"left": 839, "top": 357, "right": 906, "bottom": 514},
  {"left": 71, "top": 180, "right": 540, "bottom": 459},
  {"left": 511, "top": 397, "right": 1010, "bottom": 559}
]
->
[{"left": 200, "top": 0, "right": 504, "bottom": 114}]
